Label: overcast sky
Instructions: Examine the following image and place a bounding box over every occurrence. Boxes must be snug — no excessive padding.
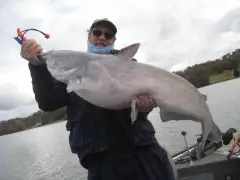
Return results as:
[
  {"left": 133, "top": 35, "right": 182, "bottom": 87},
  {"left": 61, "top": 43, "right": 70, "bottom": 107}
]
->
[{"left": 1, "top": 0, "right": 240, "bottom": 121}]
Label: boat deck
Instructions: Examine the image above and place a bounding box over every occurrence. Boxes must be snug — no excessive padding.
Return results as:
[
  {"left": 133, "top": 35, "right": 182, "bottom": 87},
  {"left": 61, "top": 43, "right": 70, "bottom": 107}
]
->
[
  {"left": 176, "top": 150, "right": 240, "bottom": 180},
  {"left": 176, "top": 150, "right": 230, "bottom": 169}
]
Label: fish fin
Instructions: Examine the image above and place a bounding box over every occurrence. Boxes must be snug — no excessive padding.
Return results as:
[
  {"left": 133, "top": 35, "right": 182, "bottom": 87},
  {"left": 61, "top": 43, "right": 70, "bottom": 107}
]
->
[
  {"left": 66, "top": 78, "right": 82, "bottom": 93},
  {"left": 130, "top": 98, "right": 138, "bottom": 123},
  {"left": 201, "top": 94, "right": 207, "bottom": 101},
  {"left": 56, "top": 68, "right": 81, "bottom": 82},
  {"left": 117, "top": 43, "right": 140, "bottom": 59},
  {"left": 160, "top": 110, "right": 194, "bottom": 122}
]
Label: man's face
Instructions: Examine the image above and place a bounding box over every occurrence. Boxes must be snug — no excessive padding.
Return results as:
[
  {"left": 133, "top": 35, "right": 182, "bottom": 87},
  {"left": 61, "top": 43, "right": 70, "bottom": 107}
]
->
[{"left": 88, "top": 25, "right": 116, "bottom": 47}]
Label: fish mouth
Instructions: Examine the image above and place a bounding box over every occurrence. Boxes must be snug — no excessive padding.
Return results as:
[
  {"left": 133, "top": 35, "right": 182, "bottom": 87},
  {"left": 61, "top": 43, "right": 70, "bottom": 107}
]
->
[{"left": 37, "top": 53, "right": 47, "bottom": 63}]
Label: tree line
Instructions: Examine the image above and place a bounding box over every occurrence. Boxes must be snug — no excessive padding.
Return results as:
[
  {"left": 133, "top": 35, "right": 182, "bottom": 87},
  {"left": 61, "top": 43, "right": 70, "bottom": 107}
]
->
[
  {"left": 173, "top": 49, "right": 240, "bottom": 88},
  {"left": 0, "top": 106, "right": 67, "bottom": 136}
]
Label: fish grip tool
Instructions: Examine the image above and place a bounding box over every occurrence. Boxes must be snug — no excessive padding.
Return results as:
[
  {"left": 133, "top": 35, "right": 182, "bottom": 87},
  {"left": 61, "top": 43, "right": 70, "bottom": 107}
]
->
[
  {"left": 13, "top": 28, "right": 50, "bottom": 45},
  {"left": 13, "top": 28, "right": 50, "bottom": 62}
]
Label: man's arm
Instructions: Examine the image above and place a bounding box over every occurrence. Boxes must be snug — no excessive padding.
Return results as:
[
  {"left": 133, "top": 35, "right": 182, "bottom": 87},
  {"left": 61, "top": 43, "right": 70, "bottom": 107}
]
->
[
  {"left": 229, "top": 135, "right": 240, "bottom": 153},
  {"left": 28, "top": 63, "right": 68, "bottom": 111}
]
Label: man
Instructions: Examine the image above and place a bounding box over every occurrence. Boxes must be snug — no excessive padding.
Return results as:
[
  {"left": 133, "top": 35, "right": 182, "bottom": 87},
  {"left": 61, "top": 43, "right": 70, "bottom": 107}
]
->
[
  {"left": 225, "top": 128, "right": 240, "bottom": 158},
  {"left": 20, "top": 18, "right": 175, "bottom": 180}
]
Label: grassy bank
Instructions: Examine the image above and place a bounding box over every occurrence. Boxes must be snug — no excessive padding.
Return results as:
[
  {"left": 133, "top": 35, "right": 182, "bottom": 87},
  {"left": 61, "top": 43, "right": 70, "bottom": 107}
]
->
[{"left": 209, "top": 70, "right": 234, "bottom": 84}]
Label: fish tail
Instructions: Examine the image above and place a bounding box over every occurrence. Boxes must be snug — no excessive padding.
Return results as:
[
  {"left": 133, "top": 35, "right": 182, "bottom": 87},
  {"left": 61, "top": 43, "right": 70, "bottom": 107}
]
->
[
  {"left": 196, "top": 120, "right": 222, "bottom": 158},
  {"left": 207, "top": 122, "right": 223, "bottom": 142},
  {"left": 202, "top": 106, "right": 222, "bottom": 144},
  {"left": 197, "top": 120, "right": 213, "bottom": 156}
]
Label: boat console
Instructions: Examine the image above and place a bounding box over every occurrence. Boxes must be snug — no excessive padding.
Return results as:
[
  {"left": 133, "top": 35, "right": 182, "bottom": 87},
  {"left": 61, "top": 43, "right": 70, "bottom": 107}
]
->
[
  {"left": 177, "top": 157, "right": 240, "bottom": 180},
  {"left": 173, "top": 130, "right": 240, "bottom": 180}
]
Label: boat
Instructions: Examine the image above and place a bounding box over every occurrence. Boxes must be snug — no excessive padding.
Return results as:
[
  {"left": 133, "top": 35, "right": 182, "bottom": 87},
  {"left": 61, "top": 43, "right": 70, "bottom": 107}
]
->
[{"left": 172, "top": 130, "right": 240, "bottom": 180}]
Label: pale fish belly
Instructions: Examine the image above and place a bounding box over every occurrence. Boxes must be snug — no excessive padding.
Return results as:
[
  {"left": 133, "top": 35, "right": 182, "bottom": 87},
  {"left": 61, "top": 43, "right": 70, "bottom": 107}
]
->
[{"left": 68, "top": 74, "right": 134, "bottom": 110}]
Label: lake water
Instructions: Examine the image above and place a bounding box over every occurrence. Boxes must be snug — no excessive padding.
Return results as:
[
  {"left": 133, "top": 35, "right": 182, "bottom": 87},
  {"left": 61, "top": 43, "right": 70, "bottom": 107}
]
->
[{"left": 1, "top": 78, "right": 240, "bottom": 180}]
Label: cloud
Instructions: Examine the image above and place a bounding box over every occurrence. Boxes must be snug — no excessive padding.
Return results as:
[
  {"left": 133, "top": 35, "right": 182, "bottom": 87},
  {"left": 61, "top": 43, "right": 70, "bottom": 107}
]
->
[
  {"left": 1, "top": 0, "right": 240, "bottom": 120},
  {"left": 0, "top": 83, "right": 35, "bottom": 110},
  {"left": 213, "top": 7, "right": 240, "bottom": 34},
  {"left": 0, "top": 104, "right": 39, "bottom": 121}
]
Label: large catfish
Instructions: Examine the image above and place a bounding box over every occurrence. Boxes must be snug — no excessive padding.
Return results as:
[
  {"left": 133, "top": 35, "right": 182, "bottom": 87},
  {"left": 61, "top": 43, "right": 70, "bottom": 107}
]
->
[{"left": 37, "top": 43, "right": 222, "bottom": 158}]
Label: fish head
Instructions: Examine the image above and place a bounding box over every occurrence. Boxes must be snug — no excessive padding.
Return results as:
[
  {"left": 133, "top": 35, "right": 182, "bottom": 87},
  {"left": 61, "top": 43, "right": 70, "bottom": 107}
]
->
[
  {"left": 36, "top": 42, "right": 141, "bottom": 82},
  {"left": 37, "top": 42, "right": 141, "bottom": 70},
  {"left": 38, "top": 50, "right": 98, "bottom": 71},
  {"left": 37, "top": 50, "right": 102, "bottom": 82}
]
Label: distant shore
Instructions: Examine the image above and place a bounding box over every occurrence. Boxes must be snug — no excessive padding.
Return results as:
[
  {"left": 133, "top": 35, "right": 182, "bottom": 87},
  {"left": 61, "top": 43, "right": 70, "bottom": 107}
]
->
[
  {"left": 0, "top": 107, "right": 67, "bottom": 136},
  {"left": 174, "top": 49, "right": 240, "bottom": 88},
  {"left": 26, "top": 119, "right": 66, "bottom": 131}
]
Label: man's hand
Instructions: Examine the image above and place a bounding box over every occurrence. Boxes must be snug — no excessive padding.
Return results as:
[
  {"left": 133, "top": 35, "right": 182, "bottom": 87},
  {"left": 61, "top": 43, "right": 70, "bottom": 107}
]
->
[
  {"left": 20, "top": 39, "right": 43, "bottom": 66},
  {"left": 135, "top": 94, "right": 157, "bottom": 112}
]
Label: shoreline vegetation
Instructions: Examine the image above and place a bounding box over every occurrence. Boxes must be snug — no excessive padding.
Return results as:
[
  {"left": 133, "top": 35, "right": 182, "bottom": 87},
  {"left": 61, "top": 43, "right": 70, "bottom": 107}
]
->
[
  {"left": 0, "top": 106, "right": 67, "bottom": 136},
  {"left": 173, "top": 49, "right": 240, "bottom": 88},
  {"left": 1, "top": 49, "right": 240, "bottom": 136}
]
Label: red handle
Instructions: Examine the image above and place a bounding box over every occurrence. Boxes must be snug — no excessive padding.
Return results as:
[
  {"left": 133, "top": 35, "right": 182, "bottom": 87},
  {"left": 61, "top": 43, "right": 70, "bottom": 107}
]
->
[
  {"left": 17, "top": 28, "right": 28, "bottom": 41},
  {"left": 45, "top": 34, "right": 50, "bottom": 39}
]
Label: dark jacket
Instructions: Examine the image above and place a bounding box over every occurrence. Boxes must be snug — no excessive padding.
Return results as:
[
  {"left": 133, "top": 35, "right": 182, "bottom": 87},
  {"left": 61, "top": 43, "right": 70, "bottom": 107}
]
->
[{"left": 28, "top": 49, "right": 159, "bottom": 168}]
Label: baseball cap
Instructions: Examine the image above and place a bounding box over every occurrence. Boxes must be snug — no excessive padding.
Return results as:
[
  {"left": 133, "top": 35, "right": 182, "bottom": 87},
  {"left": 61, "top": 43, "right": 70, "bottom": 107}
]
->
[{"left": 90, "top": 18, "right": 117, "bottom": 35}]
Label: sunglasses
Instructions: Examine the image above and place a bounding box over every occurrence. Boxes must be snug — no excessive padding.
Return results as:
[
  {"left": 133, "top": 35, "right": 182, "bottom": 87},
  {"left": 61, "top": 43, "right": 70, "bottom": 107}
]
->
[{"left": 92, "top": 29, "right": 114, "bottom": 40}]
